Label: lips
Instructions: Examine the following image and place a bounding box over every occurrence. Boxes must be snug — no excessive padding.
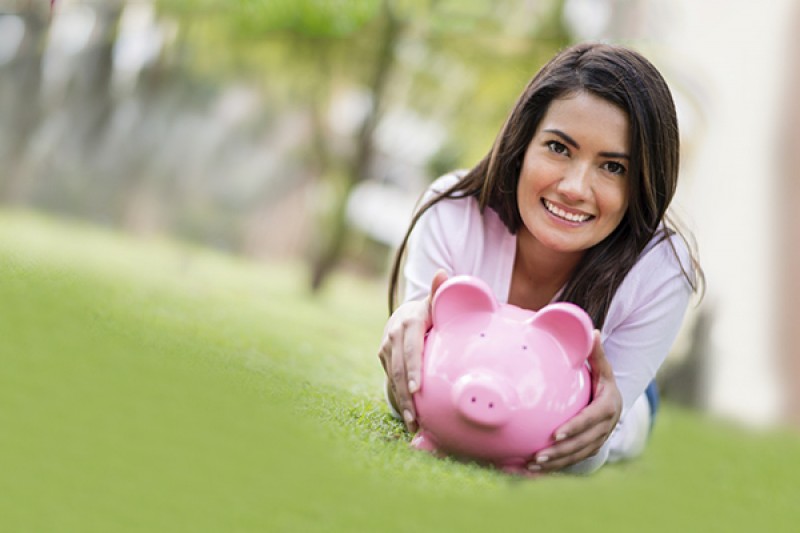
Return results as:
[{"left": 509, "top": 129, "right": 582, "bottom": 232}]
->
[{"left": 542, "top": 199, "right": 593, "bottom": 223}]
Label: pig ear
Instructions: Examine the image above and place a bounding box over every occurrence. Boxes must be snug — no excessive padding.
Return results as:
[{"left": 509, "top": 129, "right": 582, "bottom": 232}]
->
[
  {"left": 431, "top": 275, "right": 498, "bottom": 328},
  {"left": 529, "top": 303, "right": 594, "bottom": 368}
]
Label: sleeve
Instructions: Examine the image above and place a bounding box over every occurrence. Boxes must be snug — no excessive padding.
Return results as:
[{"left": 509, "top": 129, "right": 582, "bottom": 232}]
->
[
  {"left": 402, "top": 177, "right": 464, "bottom": 303},
  {"left": 601, "top": 236, "right": 694, "bottom": 416}
]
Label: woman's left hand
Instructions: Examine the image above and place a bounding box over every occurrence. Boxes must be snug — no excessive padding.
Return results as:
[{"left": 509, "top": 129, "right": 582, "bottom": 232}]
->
[{"left": 527, "top": 330, "right": 622, "bottom": 472}]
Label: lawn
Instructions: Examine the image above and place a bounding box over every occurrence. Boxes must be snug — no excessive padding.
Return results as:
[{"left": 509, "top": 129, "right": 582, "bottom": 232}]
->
[{"left": 1, "top": 209, "right": 798, "bottom": 532}]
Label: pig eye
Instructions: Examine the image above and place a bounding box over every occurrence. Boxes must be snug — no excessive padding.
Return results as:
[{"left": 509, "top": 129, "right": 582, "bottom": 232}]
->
[
  {"left": 479, "top": 332, "right": 486, "bottom": 338},
  {"left": 522, "top": 345, "right": 527, "bottom": 350}
]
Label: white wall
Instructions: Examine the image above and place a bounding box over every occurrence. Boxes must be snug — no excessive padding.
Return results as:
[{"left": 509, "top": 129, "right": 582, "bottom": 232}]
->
[{"left": 659, "top": 0, "right": 795, "bottom": 426}]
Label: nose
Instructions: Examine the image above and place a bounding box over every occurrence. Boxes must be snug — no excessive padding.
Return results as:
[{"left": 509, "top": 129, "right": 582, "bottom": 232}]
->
[
  {"left": 557, "top": 162, "right": 591, "bottom": 201},
  {"left": 452, "top": 374, "right": 512, "bottom": 428}
]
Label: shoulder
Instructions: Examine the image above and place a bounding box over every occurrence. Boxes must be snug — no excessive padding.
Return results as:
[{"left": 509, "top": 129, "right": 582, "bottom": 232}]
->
[
  {"left": 418, "top": 172, "right": 509, "bottom": 238},
  {"left": 608, "top": 228, "right": 693, "bottom": 317},
  {"left": 416, "top": 171, "right": 478, "bottom": 225},
  {"left": 602, "top": 228, "right": 694, "bottom": 335},
  {"left": 405, "top": 172, "right": 514, "bottom": 303},
  {"left": 422, "top": 171, "right": 468, "bottom": 200},
  {"left": 636, "top": 228, "right": 694, "bottom": 284}
]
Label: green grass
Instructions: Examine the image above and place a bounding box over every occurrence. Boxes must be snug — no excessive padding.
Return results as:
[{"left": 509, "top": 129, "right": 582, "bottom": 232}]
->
[{"left": 1, "top": 209, "right": 799, "bottom": 532}]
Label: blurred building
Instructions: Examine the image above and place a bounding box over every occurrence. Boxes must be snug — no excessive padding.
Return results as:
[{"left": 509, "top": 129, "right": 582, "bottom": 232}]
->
[{"left": 781, "top": 2, "right": 800, "bottom": 427}]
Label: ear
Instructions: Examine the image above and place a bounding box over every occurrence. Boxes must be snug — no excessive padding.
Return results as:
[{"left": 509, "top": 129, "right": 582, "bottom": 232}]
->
[
  {"left": 431, "top": 275, "right": 498, "bottom": 328},
  {"left": 529, "top": 303, "right": 594, "bottom": 368}
]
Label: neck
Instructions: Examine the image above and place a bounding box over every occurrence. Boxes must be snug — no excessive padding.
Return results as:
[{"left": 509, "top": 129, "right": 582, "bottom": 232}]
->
[{"left": 509, "top": 228, "right": 583, "bottom": 309}]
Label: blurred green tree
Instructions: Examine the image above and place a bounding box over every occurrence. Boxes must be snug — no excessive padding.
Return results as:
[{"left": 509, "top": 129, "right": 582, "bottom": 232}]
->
[
  {"left": 0, "top": 1, "right": 48, "bottom": 201},
  {"left": 156, "top": 0, "right": 570, "bottom": 290}
]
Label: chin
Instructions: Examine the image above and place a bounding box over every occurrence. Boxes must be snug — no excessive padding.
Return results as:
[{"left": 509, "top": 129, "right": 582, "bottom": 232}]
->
[{"left": 538, "top": 238, "right": 587, "bottom": 255}]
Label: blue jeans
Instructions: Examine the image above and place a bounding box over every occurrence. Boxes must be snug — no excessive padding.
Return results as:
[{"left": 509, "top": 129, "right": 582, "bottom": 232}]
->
[{"left": 644, "top": 380, "right": 660, "bottom": 432}]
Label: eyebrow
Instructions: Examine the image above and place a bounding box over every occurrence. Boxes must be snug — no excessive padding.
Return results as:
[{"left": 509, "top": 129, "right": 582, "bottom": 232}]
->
[{"left": 543, "top": 128, "right": 630, "bottom": 160}]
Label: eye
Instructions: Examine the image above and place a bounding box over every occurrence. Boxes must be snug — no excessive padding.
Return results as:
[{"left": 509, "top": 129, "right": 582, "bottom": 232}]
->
[
  {"left": 603, "top": 161, "right": 627, "bottom": 176},
  {"left": 546, "top": 140, "right": 569, "bottom": 156}
]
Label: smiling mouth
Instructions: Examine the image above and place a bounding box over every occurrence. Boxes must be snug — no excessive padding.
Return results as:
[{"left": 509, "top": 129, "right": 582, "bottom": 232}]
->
[{"left": 542, "top": 199, "right": 593, "bottom": 223}]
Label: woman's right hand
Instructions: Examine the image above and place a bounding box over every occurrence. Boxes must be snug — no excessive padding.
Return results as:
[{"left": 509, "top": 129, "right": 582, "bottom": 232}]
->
[{"left": 378, "top": 270, "right": 448, "bottom": 433}]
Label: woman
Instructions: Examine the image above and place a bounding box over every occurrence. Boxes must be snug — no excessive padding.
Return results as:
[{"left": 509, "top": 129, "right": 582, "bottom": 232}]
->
[{"left": 378, "top": 42, "right": 703, "bottom": 474}]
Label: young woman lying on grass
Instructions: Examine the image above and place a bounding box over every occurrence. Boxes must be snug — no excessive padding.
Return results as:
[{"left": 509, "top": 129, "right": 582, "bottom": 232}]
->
[{"left": 378, "top": 42, "right": 703, "bottom": 474}]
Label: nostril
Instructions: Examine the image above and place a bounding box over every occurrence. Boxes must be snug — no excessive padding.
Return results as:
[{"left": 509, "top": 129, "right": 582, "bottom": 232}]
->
[
  {"left": 489, "top": 403, "right": 494, "bottom": 409},
  {"left": 471, "top": 397, "right": 476, "bottom": 403}
]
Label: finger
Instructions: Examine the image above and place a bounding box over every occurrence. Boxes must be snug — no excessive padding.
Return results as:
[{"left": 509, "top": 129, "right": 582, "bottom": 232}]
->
[
  {"left": 430, "top": 269, "right": 449, "bottom": 298},
  {"left": 534, "top": 434, "right": 608, "bottom": 472},
  {"left": 424, "top": 270, "right": 449, "bottom": 329},
  {"left": 551, "top": 397, "right": 617, "bottom": 443},
  {"left": 540, "top": 400, "right": 618, "bottom": 468},
  {"left": 377, "top": 339, "right": 391, "bottom": 373},
  {"left": 536, "top": 422, "right": 609, "bottom": 463},
  {"left": 588, "top": 330, "right": 614, "bottom": 381},
  {"left": 385, "top": 376, "right": 401, "bottom": 416},
  {"left": 403, "top": 317, "right": 426, "bottom": 396},
  {"left": 389, "top": 327, "right": 417, "bottom": 432}
]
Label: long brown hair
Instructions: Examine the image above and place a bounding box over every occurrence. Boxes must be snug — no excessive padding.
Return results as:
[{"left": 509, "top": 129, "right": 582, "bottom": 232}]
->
[{"left": 389, "top": 43, "right": 703, "bottom": 327}]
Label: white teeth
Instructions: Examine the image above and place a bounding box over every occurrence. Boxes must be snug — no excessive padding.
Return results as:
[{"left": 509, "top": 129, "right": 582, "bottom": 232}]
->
[{"left": 543, "top": 199, "right": 591, "bottom": 223}]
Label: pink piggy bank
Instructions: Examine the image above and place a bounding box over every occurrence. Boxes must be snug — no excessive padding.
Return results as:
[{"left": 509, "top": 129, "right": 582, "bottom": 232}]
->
[{"left": 411, "top": 275, "right": 593, "bottom": 474}]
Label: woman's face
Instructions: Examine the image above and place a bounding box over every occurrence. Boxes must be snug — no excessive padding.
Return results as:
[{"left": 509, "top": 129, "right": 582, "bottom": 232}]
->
[{"left": 517, "top": 91, "right": 630, "bottom": 256}]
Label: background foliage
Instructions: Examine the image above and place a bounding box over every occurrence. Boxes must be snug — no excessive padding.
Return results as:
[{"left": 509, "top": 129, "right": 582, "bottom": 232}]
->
[{"left": 0, "top": 0, "right": 569, "bottom": 288}]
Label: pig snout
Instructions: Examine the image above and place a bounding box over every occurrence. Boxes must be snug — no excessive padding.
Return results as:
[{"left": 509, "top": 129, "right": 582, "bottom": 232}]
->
[{"left": 452, "top": 374, "right": 513, "bottom": 428}]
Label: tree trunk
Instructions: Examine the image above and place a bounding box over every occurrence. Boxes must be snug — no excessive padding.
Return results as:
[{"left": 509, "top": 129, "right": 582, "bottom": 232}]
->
[
  {"left": 0, "top": 4, "right": 46, "bottom": 202},
  {"left": 310, "top": 0, "right": 401, "bottom": 291}
]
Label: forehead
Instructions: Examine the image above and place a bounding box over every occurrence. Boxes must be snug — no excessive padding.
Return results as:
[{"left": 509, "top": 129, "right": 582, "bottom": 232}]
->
[{"left": 538, "top": 91, "right": 630, "bottom": 149}]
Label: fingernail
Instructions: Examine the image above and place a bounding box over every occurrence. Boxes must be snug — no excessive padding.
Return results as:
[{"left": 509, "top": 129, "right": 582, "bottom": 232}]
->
[
  {"left": 408, "top": 380, "right": 418, "bottom": 394},
  {"left": 536, "top": 455, "right": 549, "bottom": 464},
  {"left": 555, "top": 432, "right": 567, "bottom": 441},
  {"left": 527, "top": 464, "right": 541, "bottom": 472},
  {"left": 403, "top": 409, "right": 415, "bottom": 425}
]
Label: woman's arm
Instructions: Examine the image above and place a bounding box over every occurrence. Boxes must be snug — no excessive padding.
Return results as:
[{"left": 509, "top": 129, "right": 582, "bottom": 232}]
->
[
  {"left": 402, "top": 176, "right": 463, "bottom": 303},
  {"left": 527, "top": 331, "right": 622, "bottom": 473},
  {"left": 603, "top": 235, "right": 694, "bottom": 413},
  {"left": 379, "top": 271, "right": 448, "bottom": 432},
  {"left": 530, "top": 237, "right": 693, "bottom": 473},
  {"left": 380, "top": 178, "right": 461, "bottom": 430}
]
